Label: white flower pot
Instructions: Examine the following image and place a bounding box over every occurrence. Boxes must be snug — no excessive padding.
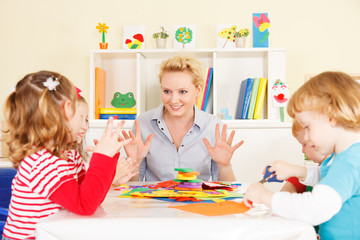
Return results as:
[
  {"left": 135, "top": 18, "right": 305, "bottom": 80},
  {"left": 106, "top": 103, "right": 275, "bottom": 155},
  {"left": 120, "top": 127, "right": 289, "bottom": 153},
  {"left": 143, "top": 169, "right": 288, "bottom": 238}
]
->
[
  {"left": 156, "top": 38, "right": 167, "bottom": 49},
  {"left": 235, "top": 37, "right": 246, "bottom": 48}
]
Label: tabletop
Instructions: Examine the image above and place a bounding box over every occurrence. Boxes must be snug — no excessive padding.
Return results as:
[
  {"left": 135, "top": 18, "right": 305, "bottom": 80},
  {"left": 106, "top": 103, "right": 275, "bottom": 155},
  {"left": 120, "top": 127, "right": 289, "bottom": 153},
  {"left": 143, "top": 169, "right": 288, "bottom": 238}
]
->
[{"left": 36, "top": 182, "right": 316, "bottom": 240}]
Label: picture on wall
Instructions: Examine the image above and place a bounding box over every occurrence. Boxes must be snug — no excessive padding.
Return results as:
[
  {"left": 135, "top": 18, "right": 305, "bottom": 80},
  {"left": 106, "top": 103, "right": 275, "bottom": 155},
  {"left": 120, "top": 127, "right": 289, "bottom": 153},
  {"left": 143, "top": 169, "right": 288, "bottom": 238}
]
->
[
  {"left": 173, "top": 25, "right": 196, "bottom": 49},
  {"left": 123, "top": 25, "right": 145, "bottom": 49},
  {"left": 252, "top": 13, "right": 270, "bottom": 48},
  {"left": 216, "top": 24, "right": 236, "bottom": 49}
]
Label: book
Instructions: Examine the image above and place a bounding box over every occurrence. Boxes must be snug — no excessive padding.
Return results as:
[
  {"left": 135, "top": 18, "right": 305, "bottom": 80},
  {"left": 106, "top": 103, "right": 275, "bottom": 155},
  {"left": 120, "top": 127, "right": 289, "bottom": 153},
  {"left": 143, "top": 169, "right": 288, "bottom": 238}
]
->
[
  {"left": 100, "top": 108, "right": 137, "bottom": 114},
  {"left": 235, "top": 79, "right": 247, "bottom": 119},
  {"left": 99, "top": 114, "right": 136, "bottom": 120},
  {"left": 196, "top": 68, "right": 208, "bottom": 109},
  {"left": 95, "top": 67, "right": 106, "bottom": 119},
  {"left": 241, "top": 78, "right": 254, "bottom": 119},
  {"left": 202, "top": 68, "right": 213, "bottom": 111},
  {"left": 253, "top": 78, "right": 268, "bottom": 119},
  {"left": 247, "top": 78, "right": 260, "bottom": 119}
]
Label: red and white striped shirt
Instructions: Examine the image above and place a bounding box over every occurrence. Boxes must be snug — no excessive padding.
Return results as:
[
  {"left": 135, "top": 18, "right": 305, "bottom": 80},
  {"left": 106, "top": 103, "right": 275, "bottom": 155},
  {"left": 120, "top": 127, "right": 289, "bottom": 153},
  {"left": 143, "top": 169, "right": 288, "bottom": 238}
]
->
[{"left": 3, "top": 148, "right": 117, "bottom": 240}]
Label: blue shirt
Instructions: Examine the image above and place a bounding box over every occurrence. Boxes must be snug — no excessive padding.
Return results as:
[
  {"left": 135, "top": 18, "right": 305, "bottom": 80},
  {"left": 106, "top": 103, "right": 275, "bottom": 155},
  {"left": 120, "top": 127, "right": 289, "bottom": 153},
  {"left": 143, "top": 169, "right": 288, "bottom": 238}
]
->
[
  {"left": 135, "top": 104, "right": 222, "bottom": 181},
  {"left": 319, "top": 143, "right": 360, "bottom": 239}
]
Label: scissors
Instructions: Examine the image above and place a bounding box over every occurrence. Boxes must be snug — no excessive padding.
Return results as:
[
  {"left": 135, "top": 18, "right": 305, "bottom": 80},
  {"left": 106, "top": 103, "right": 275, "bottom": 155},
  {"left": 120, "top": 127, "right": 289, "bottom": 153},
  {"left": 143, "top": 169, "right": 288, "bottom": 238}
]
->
[{"left": 259, "top": 165, "right": 283, "bottom": 183}]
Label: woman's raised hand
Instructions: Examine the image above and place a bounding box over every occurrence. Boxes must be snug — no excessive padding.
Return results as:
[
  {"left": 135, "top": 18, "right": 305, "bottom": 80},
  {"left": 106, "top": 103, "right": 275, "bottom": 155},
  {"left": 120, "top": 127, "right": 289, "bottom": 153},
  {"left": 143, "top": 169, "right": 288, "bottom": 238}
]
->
[
  {"left": 203, "top": 123, "right": 244, "bottom": 166},
  {"left": 93, "top": 118, "right": 132, "bottom": 157},
  {"left": 122, "top": 120, "right": 153, "bottom": 163}
]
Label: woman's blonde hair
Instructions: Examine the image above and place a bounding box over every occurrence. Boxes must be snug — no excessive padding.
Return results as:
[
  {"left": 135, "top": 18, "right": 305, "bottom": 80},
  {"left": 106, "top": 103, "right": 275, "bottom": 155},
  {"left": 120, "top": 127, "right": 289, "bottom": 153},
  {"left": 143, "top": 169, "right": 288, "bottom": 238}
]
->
[
  {"left": 3, "top": 70, "right": 78, "bottom": 168},
  {"left": 158, "top": 54, "right": 205, "bottom": 88},
  {"left": 287, "top": 71, "right": 360, "bottom": 130}
]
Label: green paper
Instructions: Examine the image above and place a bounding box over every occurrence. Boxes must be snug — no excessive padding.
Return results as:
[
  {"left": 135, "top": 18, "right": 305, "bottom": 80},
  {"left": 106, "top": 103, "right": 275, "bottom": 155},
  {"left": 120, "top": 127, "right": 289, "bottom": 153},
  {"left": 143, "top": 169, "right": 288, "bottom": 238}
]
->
[{"left": 102, "top": 31, "right": 105, "bottom": 43}]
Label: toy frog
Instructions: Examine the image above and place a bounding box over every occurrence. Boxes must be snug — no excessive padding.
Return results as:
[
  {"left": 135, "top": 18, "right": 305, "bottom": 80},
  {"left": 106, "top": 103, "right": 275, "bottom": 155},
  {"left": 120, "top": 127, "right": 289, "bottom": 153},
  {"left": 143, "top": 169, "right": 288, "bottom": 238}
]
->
[{"left": 111, "top": 92, "right": 136, "bottom": 108}]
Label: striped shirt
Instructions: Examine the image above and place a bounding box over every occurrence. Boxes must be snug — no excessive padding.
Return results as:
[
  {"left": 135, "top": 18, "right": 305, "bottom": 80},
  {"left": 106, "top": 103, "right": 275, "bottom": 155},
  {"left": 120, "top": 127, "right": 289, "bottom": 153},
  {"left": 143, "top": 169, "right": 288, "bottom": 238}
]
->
[{"left": 3, "top": 148, "right": 86, "bottom": 240}]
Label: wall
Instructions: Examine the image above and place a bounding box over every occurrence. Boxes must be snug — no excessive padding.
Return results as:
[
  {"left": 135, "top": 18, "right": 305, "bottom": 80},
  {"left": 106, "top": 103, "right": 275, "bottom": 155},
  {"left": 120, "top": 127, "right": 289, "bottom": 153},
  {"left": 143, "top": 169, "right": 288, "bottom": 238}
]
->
[{"left": 0, "top": 0, "right": 359, "bottom": 117}]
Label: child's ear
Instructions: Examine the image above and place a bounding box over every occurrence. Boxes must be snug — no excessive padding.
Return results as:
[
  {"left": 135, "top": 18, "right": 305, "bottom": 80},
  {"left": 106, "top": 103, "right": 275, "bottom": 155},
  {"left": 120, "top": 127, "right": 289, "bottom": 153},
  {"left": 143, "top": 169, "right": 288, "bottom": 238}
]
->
[{"left": 63, "top": 100, "right": 74, "bottom": 120}]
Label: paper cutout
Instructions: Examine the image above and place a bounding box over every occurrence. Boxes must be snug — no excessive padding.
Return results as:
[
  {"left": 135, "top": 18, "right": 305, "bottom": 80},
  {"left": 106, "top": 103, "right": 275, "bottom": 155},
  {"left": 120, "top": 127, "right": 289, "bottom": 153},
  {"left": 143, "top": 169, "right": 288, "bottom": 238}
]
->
[
  {"left": 253, "top": 13, "right": 270, "bottom": 48},
  {"left": 174, "top": 25, "right": 196, "bottom": 49},
  {"left": 271, "top": 79, "right": 289, "bottom": 122},
  {"left": 169, "top": 201, "right": 250, "bottom": 216},
  {"left": 123, "top": 25, "right": 145, "bottom": 49}
]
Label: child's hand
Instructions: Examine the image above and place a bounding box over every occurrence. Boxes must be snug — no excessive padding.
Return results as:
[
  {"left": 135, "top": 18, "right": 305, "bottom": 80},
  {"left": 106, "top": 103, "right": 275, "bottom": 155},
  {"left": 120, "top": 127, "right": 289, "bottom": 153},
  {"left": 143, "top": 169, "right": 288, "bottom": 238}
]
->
[
  {"left": 268, "top": 160, "right": 307, "bottom": 181},
  {"left": 93, "top": 118, "right": 132, "bottom": 157},
  {"left": 244, "top": 182, "right": 274, "bottom": 208},
  {"left": 112, "top": 156, "right": 139, "bottom": 186}
]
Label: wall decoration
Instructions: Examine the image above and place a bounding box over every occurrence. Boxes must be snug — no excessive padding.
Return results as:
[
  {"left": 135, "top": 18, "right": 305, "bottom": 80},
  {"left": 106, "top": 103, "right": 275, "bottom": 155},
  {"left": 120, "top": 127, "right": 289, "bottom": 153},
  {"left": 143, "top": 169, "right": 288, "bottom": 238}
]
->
[
  {"left": 123, "top": 25, "right": 145, "bottom": 49},
  {"left": 216, "top": 24, "right": 236, "bottom": 48},
  {"left": 271, "top": 79, "right": 289, "bottom": 122},
  {"left": 252, "top": 13, "right": 270, "bottom": 48},
  {"left": 96, "top": 23, "right": 109, "bottom": 49},
  {"left": 173, "top": 25, "right": 196, "bottom": 49}
]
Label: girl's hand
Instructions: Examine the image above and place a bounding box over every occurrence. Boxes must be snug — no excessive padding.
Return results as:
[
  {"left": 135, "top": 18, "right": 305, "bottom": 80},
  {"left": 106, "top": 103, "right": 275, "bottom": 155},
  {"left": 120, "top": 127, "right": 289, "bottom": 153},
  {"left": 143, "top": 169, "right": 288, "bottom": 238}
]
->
[
  {"left": 268, "top": 160, "right": 307, "bottom": 181},
  {"left": 203, "top": 123, "right": 244, "bottom": 165},
  {"left": 93, "top": 118, "right": 132, "bottom": 157},
  {"left": 122, "top": 120, "right": 153, "bottom": 163},
  {"left": 244, "top": 182, "right": 274, "bottom": 208},
  {"left": 112, "top": 156, "right": 139, "bottom": 186}
]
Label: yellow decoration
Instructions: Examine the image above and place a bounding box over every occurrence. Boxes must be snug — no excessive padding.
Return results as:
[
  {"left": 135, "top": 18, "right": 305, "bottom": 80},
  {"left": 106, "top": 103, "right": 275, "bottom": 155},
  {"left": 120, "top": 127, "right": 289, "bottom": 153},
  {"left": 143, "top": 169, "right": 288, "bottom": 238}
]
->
[
  {"left": 177, "top": 173, "right": 197, "bottom": 180},
  {"left": 96, "top": 23, "right": 109, "bottom": 33}
]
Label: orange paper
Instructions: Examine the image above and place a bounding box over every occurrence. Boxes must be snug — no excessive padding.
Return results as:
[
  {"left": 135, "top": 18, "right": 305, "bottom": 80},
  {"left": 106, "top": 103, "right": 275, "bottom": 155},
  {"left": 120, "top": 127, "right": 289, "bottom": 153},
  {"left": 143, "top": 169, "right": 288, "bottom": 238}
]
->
[{"left": 169, "top": 200, "right": 250, "bottom": 216}]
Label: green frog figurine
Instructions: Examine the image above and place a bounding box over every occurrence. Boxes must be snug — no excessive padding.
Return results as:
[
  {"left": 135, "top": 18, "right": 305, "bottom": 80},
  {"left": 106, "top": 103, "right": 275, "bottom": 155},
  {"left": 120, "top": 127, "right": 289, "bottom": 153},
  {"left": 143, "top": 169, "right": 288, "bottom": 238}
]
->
[{"left": 111, "top": 92, "right": 136, "bottom": 108}]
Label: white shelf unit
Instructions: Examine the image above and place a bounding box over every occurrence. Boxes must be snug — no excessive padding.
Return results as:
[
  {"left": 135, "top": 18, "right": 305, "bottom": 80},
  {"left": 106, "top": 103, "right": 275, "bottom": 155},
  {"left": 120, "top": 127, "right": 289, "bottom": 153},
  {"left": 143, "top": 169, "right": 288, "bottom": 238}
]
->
[{"left": 89, "top": 48, "right": 286, "bottom": 129}]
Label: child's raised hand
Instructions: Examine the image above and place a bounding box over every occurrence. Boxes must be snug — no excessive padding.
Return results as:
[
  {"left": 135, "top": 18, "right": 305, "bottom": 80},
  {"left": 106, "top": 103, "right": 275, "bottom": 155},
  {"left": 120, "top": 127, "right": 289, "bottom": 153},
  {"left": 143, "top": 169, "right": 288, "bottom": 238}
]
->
[
  {"left": 93, "top": 118, "right": 132, "bottom": 157},
  {"left": 112, "top": 156, "right": 139, "bottom": 186},
  {"left": 268, "top": 160, "right": 307, "bottom": 182}
]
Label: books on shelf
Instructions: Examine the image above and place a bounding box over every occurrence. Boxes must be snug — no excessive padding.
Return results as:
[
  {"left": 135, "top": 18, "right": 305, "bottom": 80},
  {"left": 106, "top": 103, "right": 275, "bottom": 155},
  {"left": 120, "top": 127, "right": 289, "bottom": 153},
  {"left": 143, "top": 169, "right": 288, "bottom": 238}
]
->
[
  {"left": 236, "top": 77, "right": 268, "bottom": 120},
  {"left": 99, "top": 108, "right": 137, "bottom": 114},
  {"left": 95, "top": 67, "right": 106, "bottom": 119},
  {"left": 196, "top": 67, "right": 213, "bottom": 111},
  {"left": 99, "top": 108, "right": 137, "bottom": 120},
  {"left": 99, "top": 114, "right": 136, "bottom": 120}
]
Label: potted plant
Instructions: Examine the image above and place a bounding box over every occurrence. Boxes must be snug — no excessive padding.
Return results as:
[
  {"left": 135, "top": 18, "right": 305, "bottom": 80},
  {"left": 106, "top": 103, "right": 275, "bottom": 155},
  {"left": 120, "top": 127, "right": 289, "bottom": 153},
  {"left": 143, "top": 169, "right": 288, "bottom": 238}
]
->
[
  {"left": 232, "top": 26, "right": 250, "bottom": 48},
  {"left": 153, "top": 26, "right": 170, "bottom": 49}
]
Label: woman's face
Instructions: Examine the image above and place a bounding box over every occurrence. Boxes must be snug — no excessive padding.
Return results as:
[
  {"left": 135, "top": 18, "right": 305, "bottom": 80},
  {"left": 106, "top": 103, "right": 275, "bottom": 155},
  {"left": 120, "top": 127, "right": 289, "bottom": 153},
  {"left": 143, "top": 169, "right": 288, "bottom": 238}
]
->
[{"left": 160, "top": 71, "right": 201, "bottom": 118}]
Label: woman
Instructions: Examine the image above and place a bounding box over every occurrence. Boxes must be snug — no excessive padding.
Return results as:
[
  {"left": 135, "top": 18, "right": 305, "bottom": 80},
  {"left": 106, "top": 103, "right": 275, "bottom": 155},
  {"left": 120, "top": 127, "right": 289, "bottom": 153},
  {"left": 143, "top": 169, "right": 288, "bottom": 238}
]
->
[{"left": 123, "top": 55, "right": 244, "bottom": 181}]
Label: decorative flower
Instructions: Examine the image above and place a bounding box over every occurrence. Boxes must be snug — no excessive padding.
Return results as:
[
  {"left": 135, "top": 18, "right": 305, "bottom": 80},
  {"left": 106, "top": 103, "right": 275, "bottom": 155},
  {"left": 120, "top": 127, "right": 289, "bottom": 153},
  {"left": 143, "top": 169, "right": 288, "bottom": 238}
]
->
[
  {"left": 231, "top": 26, "right": 250, "bottom": 38},
  {"left": 96, "top": 23, "right": 109, "bottom": 43},
  {"left": 153, "top": 26, "right": 170, "bottom": 39},
  {"left": 253, "top": 14, "right": 270, "bottom": 32},
  {"left": 43, "top": 77, "right": 60, "bottom": 91}
]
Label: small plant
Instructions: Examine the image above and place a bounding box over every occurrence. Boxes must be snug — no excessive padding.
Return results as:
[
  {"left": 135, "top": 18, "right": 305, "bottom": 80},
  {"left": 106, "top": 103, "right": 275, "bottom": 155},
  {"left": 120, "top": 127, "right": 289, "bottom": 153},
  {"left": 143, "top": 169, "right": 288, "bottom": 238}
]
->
[
  {"left": 231, "top": 25, "right": 250, "bottom": 38},
  {"left": 153, "top": 26, "right": 170, "bottom": 39}
]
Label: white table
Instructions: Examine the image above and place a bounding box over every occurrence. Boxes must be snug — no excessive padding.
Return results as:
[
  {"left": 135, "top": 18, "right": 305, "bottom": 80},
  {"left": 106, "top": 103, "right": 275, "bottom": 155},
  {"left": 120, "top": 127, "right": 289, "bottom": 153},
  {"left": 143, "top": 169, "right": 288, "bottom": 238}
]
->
[{"left": 36, "top": 182, "right": 316, "bottom": 240}]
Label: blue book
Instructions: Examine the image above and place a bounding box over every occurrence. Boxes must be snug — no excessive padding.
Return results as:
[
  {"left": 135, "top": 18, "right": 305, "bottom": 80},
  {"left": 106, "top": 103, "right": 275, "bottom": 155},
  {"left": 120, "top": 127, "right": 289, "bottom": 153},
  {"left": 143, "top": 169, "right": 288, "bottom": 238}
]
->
[
  {"left": 99, "top": 114, "right": 136, "bottom": 120},
  {"left": 203, "top": 68, "right": 213, "bottom": 111},
  {"left": 235, "top": 79, "right": 247, "bottom": 119},
  {"left": 241, "top": 78, "right": 254, "bottom": 119}
]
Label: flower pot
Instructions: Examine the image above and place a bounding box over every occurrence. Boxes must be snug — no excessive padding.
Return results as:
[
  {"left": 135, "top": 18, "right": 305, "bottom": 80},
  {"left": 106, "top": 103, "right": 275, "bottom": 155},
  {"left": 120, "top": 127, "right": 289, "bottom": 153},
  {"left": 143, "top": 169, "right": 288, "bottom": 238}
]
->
[
  {"left": 156, "top": 38, "right": 167, "bottom": 49},
  {"left": 235, "top": 37, "right": 246, "bottom": 48},
  {"left": 99, "top": 42, "right": 108, "bottom": 49}
]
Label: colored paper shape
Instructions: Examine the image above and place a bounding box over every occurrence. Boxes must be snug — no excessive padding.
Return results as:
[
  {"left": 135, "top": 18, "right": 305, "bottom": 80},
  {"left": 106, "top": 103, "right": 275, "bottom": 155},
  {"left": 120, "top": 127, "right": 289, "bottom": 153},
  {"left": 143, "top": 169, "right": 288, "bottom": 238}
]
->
[
  {"left": 169, "top": 201, "right": 250, "bottom": 216},
  {"left": 123, "top": 25, "right": 145, "bottom": 49},
  {"left": 216, "top": 24, "right": 236, "bottom": 49},
  {"left": 174, "top": 25, "right": 196, "bottom": 49},
  {"left": 111, "top": 92, "right": 136, "bottom": 108},
  {"left": 253, "top": 13, "right": 270, "bottom": 48},
  {"left": 271, "top": 79, "right": 289, "bottom": 107}
]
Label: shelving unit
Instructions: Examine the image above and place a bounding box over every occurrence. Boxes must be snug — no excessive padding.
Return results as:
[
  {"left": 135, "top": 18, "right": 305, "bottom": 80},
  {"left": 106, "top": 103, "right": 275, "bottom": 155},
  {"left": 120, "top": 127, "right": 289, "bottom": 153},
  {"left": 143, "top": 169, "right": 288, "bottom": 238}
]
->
[{"left": 89, "top": 48, "right": 286, "bottom": 129}]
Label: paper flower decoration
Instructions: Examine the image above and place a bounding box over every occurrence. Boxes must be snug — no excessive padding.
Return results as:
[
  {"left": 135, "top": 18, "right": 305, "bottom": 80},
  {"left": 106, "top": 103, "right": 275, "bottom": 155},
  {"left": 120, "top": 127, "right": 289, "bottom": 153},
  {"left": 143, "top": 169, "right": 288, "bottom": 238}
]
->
[
  {"left": 96, "top": 23, "right": 109, "bottom": 43},
  {"left": 217, "top": 27, "right": 236, "bottom": 48},
  {"left": 175, "top": 27, "right": 193, "bottom": 45},
  {"left": 253, "top": 14, "right": 270, "bottom": 32}
]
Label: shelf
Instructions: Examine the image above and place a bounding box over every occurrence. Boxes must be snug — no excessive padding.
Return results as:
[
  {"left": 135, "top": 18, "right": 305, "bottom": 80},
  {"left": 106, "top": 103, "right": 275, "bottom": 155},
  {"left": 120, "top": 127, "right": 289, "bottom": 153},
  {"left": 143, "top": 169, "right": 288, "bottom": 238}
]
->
[{"left": 89, "top": 48, "right": 286, "bottom": 128}]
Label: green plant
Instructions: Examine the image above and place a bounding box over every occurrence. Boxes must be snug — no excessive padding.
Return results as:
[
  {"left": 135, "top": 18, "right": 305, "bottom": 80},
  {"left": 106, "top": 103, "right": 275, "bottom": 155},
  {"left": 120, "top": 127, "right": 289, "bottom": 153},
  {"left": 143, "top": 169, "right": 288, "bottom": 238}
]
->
[
  {"left": 152, "top": 26, "right": 170, "bottom": 39},
  {"left": 231, "top": 25, "right": 250, "bottom": 38}
]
